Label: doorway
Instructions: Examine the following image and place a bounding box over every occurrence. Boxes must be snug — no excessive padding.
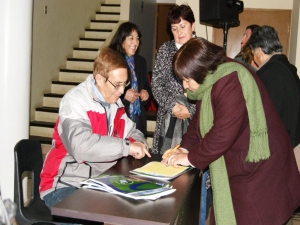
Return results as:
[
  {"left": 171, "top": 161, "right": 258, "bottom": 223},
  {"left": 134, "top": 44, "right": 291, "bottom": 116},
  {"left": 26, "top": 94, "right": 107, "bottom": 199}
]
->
[{"left": 156, "top": 4, "right": 175, "bottom": 54}]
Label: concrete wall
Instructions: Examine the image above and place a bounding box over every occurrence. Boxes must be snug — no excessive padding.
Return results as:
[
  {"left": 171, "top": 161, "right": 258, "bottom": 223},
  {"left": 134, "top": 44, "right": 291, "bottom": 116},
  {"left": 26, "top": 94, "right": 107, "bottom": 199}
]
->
[{"left": 30, "top": 0, "right": 103, "bottom": 120}]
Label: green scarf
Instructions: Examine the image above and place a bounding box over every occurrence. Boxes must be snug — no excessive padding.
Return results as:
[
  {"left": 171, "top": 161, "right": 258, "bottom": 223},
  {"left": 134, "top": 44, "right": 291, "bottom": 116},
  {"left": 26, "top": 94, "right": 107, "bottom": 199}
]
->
[{"left": 188, "top": 62, "right": 270, "bottom": 225}]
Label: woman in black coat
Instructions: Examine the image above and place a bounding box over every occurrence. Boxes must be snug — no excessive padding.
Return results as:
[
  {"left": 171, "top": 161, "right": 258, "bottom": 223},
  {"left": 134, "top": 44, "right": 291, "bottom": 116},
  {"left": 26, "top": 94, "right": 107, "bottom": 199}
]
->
[{"left": 109, "top": 22, "right": 151, "bottom": 136}]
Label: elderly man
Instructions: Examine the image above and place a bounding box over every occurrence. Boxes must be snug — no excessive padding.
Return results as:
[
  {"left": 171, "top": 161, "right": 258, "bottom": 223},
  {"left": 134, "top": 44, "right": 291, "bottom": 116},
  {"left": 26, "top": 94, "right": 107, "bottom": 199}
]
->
[{"left": 40, "top": 47, "right": 150, "bottom": 209}]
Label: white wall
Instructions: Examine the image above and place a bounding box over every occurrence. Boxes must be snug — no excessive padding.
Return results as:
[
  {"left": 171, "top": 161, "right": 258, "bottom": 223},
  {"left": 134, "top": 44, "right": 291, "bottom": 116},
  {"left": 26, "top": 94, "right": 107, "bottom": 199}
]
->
[{"left": 0, "top": 0, "right": 32, "bottom": 201}]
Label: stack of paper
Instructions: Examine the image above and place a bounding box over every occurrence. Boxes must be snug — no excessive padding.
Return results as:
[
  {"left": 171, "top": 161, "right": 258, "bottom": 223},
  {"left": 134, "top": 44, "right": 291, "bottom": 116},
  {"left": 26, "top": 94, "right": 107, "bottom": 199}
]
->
[
  {"left": 80, "top": 175, "right": 175, "bottom": 200},
  {"left": 130, "top": 161, "right": 192, "bottom": 180}
]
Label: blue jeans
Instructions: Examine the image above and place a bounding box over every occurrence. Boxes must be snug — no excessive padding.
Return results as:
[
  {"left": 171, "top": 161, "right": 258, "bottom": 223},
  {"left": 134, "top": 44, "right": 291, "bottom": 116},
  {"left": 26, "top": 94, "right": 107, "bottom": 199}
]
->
[
  {"left": 43, "top": 186, "right": 78, "bottom": 210},
  {"left": 43, "top": 187, "right": 102, "bottom": 225},
  {"left": 43, "top": 187, "right": 79, "bottom": 225}
]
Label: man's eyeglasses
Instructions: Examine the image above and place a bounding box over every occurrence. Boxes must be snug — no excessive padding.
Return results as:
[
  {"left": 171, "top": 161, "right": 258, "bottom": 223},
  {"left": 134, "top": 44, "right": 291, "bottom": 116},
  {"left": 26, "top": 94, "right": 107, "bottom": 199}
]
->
[
  {"left": 106, "top": 79, "right": 130, "bottom": 89},
  {"left": 101, "top": 75, "right": 130, "bottom": 89}
]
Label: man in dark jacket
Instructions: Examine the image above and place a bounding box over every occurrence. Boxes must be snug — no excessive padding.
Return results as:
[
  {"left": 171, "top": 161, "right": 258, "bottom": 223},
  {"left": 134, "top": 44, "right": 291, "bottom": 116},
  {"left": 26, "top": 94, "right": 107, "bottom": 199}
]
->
[{"left": 249, "top": 25, "right": 300, "bottom": 148}]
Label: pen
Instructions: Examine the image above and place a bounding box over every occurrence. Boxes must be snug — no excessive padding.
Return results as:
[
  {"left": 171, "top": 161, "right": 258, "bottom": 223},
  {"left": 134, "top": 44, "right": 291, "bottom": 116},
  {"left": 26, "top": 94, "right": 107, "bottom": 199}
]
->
[{"left": 164, "top": 144, "right": 180, "bottom": 159}]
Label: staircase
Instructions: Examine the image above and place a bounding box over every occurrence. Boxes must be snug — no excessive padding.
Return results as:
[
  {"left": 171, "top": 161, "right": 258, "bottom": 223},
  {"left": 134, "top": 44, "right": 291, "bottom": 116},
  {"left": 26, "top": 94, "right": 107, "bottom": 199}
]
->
[{"left": 29, "top": 0, "right": 155, "bottom": 155}]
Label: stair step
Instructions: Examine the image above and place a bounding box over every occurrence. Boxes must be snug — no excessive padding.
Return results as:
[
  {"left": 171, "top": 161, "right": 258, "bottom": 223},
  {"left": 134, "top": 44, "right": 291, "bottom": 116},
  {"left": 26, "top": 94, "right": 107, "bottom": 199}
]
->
[
  {"left": 35, "top": 107, "right": 59, "bottom": 123},
  {"left": 101, "top": 4, "right": 121, "bottom": 7},
  {"left": 66, "top": 58, "right": 94, "bottom": 70},
  {"left": 79, "top": 38, "right": 105, "bottom": 49},
  {"left": 44, "top": 93, "right": 64, "bottom": 98},
  {"left": 30, "top": 121, "right": 54, "bottom": 138},
  {"left": 36, "top": 106, "right": 59, "bottom": 112},
  {"left": 67, "top": 58, "right": 95, "bottom": 62},
  {"left": 96, "top": 12, "right": 120, "bottom": 15},
  {"left": 86, "top": 28, "right": 113, "bottom": 31},
  {"left": 147, "top": 120, "right": 155, "bottom": 132},
  {"left": 90, "top": 20, "right": 118, "bottom": 30},
  {"left": 95, "top": 12, "right": 120, "bottom": 21},
  {"left": 73, "top": 47, "right": 99, "bottom": 59},
  {"left": 43, "top": 93, "right": 64, "bottom": 107},
  {"left": 43, "top": 95, "right": 62, "bottom": 108},
  {"left": 59, "top": 69, "right": 91, "bottom": 82},
  {"left": 85, "top": 29, "right": 111, "bottom": 39},
  {"left": 100, "top": 4, "right": 121, "bottom": 13},
  {"left": 104, "top": 0, "right": 121, "bottom": 4},
  {"left": 30, "top": 120, "right": 55, "bottom": 128},
  {"left": 30, "top": 135, "right": 52, "bottom": 145},
  {"left": 51, "top": 81, "right": 79, "bottom": 94},
  {"left": 91, "top": 20, "right": 119, "bottom": 23}
]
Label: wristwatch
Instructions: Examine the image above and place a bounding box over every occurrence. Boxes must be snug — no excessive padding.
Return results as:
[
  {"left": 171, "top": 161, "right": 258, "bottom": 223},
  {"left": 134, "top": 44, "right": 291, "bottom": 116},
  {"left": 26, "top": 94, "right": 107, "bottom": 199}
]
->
[{"left": 125, "top": 138, "right": 130, "bottom": 146}]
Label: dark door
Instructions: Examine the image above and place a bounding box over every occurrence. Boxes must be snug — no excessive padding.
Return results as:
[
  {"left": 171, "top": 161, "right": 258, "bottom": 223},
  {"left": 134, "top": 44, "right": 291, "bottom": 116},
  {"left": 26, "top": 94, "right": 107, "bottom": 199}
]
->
[{"left": 156, "top": 4, "right": 174, "bottom": 54}]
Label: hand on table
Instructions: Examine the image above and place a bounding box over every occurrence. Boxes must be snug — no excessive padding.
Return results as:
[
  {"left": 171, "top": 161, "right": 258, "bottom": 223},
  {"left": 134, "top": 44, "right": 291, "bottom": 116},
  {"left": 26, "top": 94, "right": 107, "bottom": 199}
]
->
[{"left": 129, "top": 142, "right": 151, "bottom": 159}]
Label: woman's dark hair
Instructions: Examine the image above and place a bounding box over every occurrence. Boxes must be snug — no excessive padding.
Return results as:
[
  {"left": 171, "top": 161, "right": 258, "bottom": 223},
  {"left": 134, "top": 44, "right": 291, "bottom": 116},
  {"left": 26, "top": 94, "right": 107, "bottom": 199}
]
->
[
  {"left": 109, "top": 22, "right": 142, "bottom": 55},
  {"left": 248, "top": 25, "right": 283, "bottom": 54},
  {"left": 168, "top": 4, "right": 195, "bottom": 25},
  {"left": 173, "top": 37, "right": 226, "bottom": 84},
  {"left": 246, "top": 24, "right": 260, "bottom": 32}
]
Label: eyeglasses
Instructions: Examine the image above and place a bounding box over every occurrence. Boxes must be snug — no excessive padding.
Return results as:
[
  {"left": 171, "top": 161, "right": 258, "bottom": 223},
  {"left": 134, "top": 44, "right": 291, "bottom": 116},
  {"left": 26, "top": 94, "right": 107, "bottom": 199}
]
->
[
  {"left": 106, "top": 79, "right": 130, "bottom": 89},
  {"left": 99, "top": 74, "right": 129, "bottom": 90}
]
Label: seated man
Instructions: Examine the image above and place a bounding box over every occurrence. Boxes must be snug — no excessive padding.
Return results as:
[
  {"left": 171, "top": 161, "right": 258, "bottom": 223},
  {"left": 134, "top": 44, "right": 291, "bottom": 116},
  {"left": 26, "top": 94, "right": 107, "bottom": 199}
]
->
[{"left": 40, "top": 47, "right": 150, "bottom": 209}]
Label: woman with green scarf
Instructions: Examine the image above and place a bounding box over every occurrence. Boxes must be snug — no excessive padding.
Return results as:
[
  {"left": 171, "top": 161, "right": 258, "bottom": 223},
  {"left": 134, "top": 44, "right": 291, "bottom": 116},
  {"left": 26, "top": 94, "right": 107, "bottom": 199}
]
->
[{"left": 162, "top": 37, "right": 300, "bottom": 225}]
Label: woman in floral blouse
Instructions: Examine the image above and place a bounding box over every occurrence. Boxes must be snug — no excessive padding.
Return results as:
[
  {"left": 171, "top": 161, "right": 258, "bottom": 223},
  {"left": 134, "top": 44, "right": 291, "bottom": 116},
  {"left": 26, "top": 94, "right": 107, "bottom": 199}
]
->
[{"left": 151, "top": 4, "right": 196, "bottom": 153}]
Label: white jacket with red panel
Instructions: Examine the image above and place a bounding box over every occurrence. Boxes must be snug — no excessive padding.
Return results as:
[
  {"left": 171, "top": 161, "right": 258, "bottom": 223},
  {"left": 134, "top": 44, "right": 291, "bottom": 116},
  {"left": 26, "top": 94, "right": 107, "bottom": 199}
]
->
[{"left": 39, "top": 74, "right": 147, "bottom": 199}]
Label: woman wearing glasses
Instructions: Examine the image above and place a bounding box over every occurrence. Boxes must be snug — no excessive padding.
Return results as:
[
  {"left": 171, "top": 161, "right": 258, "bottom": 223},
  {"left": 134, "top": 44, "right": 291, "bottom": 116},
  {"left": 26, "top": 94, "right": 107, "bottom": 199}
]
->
[
  {"left": 109, "top": 22, "right": 151, "bottom": 136},
  {"left": 40, "top": 48, "right": 150, "bottom": 210}
]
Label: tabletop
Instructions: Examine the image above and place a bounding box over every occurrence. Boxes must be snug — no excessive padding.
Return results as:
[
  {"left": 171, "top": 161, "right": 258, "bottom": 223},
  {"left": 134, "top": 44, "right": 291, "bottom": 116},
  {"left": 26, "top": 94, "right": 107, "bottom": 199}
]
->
[{"left": 52, "top": 154, "right": 201, "bottom": 225}]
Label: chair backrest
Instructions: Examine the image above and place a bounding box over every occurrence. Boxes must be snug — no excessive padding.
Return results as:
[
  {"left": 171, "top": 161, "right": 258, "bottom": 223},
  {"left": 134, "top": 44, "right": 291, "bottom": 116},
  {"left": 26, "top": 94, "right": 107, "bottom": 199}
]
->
[{"left": 14, "top": 139, "right": 55, "bottom": 224}]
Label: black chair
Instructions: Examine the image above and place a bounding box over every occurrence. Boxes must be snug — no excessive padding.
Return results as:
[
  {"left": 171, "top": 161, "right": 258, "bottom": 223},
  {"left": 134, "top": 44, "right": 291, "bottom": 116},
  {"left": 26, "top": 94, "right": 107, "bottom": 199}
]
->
[{"left": 14, "top": 139, "right": 59, "bottom": 225}]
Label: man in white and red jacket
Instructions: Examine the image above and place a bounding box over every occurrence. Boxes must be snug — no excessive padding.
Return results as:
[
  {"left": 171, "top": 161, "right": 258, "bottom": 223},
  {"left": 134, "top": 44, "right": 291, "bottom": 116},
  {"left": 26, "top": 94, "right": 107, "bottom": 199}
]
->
[{"left": 40, "top": 48, "right": 150, "bottom": 209}]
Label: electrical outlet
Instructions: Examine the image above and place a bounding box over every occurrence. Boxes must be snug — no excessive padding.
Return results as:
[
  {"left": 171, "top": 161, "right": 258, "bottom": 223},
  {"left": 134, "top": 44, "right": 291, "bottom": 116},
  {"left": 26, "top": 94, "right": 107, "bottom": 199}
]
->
[{"left": 44, "top": 5, "right": 47, "bottom": 14}]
